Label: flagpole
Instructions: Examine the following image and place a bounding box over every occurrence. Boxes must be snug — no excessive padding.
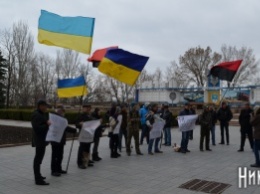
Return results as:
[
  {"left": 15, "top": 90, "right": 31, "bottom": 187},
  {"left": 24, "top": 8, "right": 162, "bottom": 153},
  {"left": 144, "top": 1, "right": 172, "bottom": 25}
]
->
[{"left": 66, "top": 75, "right": 87, "bottom": 172}]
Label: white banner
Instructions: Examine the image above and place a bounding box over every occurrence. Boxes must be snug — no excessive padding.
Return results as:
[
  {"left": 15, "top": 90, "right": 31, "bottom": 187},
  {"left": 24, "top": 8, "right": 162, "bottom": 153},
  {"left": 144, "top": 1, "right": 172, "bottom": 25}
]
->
[
  {"left": 46, "top": 113, "right": 68, "bottom": 143},
  {"left": 149, "top": 119, "right": 165, "bottom": 139},
  {"left": 78, "top": 120, "right": 101, "bottom": 143},
  {"left": 177, "top": 115, "right": 198, "bottom": 132}
]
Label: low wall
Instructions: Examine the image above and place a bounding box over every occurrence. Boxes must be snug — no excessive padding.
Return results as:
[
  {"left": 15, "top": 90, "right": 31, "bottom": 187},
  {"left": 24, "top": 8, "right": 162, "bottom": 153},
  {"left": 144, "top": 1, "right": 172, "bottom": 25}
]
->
[{"left": 0, "top": 125, "right": 77, "bottom": 148}]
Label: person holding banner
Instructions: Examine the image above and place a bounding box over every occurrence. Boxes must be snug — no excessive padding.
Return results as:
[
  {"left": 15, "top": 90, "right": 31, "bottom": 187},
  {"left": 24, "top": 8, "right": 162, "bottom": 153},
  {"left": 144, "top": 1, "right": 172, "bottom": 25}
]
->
[
  {"left": 147, "top": 104, "right": 164, "bottom": 155},
  {"left": 76, "top": 104, "right": 94, "bottom": 169},
  {"left": 209, "top": 106, "right": 217, "bottom": 146},
  {"left": 179, "top": 103, "right": 192, "bottom": 153},
  {"left": 50, "top": 105, "right": 77, "bottom": 176},
  {"left": 127, "top": 103, "right": 143, "bottom": 156},
  {"left": 199, "top": 106, "right": 212, "bottom": 151},
  {"left": 108, "top": 106, "right": 122, "bottom": 158},
  {"left": 31, "top": 100, "right": 51, "bottom": 185}
]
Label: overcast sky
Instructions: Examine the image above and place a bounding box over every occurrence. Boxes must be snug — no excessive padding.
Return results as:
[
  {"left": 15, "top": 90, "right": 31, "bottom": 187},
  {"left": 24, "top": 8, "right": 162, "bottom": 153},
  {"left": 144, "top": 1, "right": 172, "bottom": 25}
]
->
[{"left": 0, "top": 0, "right": 259, "bottom": 73}]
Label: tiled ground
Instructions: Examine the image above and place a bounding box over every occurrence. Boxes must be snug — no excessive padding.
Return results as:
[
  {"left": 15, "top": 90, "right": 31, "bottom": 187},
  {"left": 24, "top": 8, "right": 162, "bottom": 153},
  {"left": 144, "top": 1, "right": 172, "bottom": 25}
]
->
[{"left": 0, "top": 123, "right": 259, "bottom": 194}]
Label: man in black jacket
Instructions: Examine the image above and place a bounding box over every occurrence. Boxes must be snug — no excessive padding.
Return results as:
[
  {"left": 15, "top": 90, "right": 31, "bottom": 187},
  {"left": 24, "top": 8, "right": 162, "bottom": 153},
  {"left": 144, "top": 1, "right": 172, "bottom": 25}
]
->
[
  {"left": 76, "top": 104, "right": 94, "bottom": 169},
  {"left": 217, "top": 102, "right": 233, "bottom": 145},
  {"left": 162, "top": 105, "right": 173, "bottom": 146},
  {"left": 238, "top": 103, "right": 254, "bottom": 152},
  {"left": 31, "top": 100, "right": 51, "bottom": 186},
  {"left": 50, "top": 105, "right": 77, "bottom": 176},
  {"left": 199, "top": 106, "right": 212, "bottom": 151}
]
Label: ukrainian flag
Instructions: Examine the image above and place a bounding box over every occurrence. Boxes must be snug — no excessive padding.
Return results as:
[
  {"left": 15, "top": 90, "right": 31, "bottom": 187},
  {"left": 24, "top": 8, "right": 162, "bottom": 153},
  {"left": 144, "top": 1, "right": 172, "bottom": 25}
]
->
[
  {"left": 38, "top": 10, "right": 95, "bottom": 54},
  {"left": 98, "top": 49, "right": 149, "bottom": 86},
  {"left": 57, "top": 76, "right": 87, "bottom": 98}
]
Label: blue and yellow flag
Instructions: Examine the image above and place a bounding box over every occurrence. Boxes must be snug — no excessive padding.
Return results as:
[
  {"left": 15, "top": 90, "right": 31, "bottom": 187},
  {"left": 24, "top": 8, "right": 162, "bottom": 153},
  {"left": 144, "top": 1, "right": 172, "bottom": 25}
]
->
[
  {"left": 57, "top": 76, "right": 87, "bottom": 98},
  {"left": 38, "top": 10, "right": 95, "bottom": 54},
  {"left": 98, "top": 49, "right": 149, "bottom": 86}
]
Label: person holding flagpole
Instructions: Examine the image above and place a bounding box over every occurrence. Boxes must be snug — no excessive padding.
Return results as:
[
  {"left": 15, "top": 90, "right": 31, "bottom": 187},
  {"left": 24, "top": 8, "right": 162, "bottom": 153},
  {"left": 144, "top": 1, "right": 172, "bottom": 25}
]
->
[
  {"left": 50, "top": 105, "right": 77, "bottom": 176},
  {"left": 76, "top": 104, "right": 94, "bottom": 169}
]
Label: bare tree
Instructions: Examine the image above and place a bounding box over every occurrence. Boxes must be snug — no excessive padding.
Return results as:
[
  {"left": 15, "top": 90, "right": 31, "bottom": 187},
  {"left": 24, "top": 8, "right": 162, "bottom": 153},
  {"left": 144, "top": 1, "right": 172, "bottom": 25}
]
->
[
  {"left": 178, "top": 46, "right": 221, "bottom": 87},
  {"left": 220, "top": 45, "right": 259, "bottom": 86},
  {"left": 55, "top": 49, "right": 81, "bottom": 79},
  {"left": 165, "top": 61, "right": 190, "bottom": 88},
  {"left": 0, "top": 29, "right": 16, "bottom": 107},
  {"left": 1, "top": 21, "right": 36, "bottom": 107}
]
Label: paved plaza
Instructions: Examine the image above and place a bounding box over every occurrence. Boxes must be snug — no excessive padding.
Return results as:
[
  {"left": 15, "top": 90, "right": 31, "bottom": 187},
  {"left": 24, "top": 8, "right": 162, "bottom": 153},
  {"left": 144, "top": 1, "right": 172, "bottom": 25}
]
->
[{"left": 0, "top": 124, "right": 259, "bottom": 194}]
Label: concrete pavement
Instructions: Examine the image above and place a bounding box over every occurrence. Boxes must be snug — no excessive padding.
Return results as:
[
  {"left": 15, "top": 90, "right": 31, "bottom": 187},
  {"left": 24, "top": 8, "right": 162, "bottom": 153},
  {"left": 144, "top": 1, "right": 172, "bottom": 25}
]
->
[{"left": 0, "top": 124, "right": 259, "bottom": 194}]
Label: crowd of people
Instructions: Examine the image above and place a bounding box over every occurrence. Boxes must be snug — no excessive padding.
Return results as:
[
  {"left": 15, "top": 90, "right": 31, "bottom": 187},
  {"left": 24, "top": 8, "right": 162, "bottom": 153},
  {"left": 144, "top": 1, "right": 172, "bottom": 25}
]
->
[{"left": 31, "top": 100, "right": 260, "bottom": 186}]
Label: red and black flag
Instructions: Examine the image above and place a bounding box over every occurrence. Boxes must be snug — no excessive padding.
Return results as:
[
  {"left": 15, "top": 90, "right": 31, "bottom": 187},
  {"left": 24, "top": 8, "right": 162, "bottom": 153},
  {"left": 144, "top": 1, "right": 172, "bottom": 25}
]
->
[
  {"left": 88, "top": 46, "right": 118, "bottom": 68},
  {"left": 209, "top": 60, "right": 242, "bottom": 82}
]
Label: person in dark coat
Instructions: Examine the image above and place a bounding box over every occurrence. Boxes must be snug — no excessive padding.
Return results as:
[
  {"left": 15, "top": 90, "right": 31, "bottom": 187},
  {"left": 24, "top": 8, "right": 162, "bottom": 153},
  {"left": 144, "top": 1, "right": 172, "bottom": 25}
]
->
[
  {"left": 238, "top": 103, "right": 254, "bottom": 152},
  {"left": 50, "top": 105, "right": 77, "bottom": 176},
  {"left": 217, "top": 102, "right": 233, "bottom": 145},
  {"left": 91, "top": 108, "right": 107, "bottom": 161},
  {"left": 179, "top": 103, "right": 192, "bottom": 153},
  {"left": 189, "top": 105, "right": 196, "bottom": 140},
  {"left": 127, "top": 103, "right": 143, "bottom": 156},
  {"left": 31, "top": 100, "right": 51, "bottom": 185},
  {"left": 118, "top": 105, "right": 128, "bottom": 152},
  {"left": 209, "top": 106, "right": 218, "bottom": 146},
  {"left": 199, "top": 106, "right": 212, "bottom": 151},
  {"left": 75, "top": 104, "right": 94, "bottom": 169},
  {"left": 250, "top": 108, "right": 260, "bottom": 168},
  {"left": 162, "top": 105, "right": 173, "bottom": 146}
]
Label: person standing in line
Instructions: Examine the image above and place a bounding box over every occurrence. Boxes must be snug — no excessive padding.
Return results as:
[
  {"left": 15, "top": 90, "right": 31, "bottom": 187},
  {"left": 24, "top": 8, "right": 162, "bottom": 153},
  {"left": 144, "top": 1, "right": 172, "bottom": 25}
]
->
[
  {"left": 199, "top": 106, "right": 212, "bottom": 151},
  {"left": 189, "top": 105, "right": 196, "bottom": 140},
  {"left": 139, "top": 103, "right": 149, "bottom": 145},
  {"left": 217, "top": 102, "right": 233, "bottom": 145},
  {"left": 118, "top": 105, "right": 128, "bottom": 152},
  {"left": 91, "top": 108, "right": 107, "bottom": 161},
  {"left": 75, "top": 104, "right": 94, "bottom": 169},
  {"left": 238, "top": 103, "right": 254, "bottom": 152},
  {"left": 50, "top": 105, "right": 77, "bottom": 176},
  {"left": 179, "top": 103, "right": 192, "bottom": 153},
  {"left": 147, "top": 104, "right": 163, "bottom": 155},
  {"left": 250, "top": 108, "right": 260, "bottom": 168},
  {"left": 126, "top": 104, "right": 143, "bottom": 156},
  {"left": 209, "top": 106, "right": 218, "bottom": 146},
  {"left": 31, "top": 100, "right": 51, "bottom": 185},
  {"left": 162, "top": 105, "right": 173, "bottom": 146},
  {"left": 109, "top": 106, "right": 122, "bottom": 158}
]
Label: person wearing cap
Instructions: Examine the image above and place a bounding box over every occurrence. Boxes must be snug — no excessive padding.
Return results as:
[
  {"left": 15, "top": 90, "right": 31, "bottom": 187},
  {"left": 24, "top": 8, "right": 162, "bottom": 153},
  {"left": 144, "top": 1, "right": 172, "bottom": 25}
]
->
[
  {"left": 127, "top": 103, "right": 143, "bottom": 156},
  {"left": 75, "top": 104, "right": 94, "bottom": 169},
  {"left": 50, "top": 105, "right": 77, "bottom": 176},
  {"left": 179, "top": 103, "right": 192, "bottom": 153},
  {"left": 199, "top": 106, "right": 212, "bottom": 151},
  {"left": 139, "top": 103, "right": 150, "bottom": 145},
  {"left": 31, "top": 100, "right": 51, "bottom": 185},
  {"left": 217, "top": 102, "right": 233, "bottom": 145},
  {"left": 238, "top": 103, "right": 254, "bottom": 152},
  {"left": 162, "top": 105, "right": 173, "bottom": 146}
]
